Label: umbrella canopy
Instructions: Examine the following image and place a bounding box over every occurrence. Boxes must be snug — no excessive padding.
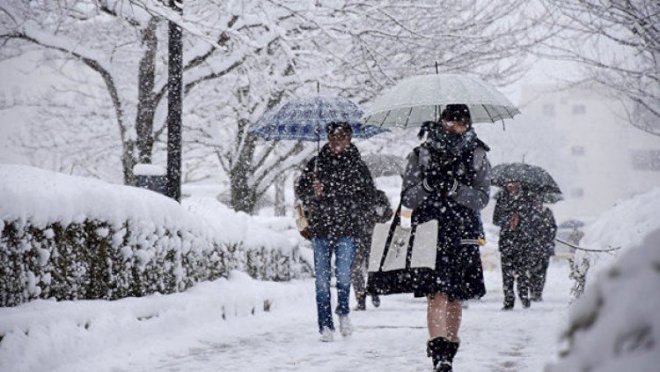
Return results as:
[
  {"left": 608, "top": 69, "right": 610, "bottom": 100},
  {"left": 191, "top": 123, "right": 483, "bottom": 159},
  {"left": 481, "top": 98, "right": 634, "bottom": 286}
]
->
[
  {"left": 363, "top": 73, "right": 520, "bottom": 128},
  {"left": 362, "top": 154, "right": 406, "bottom": 177},
  {"left": 250, "top": 95, "right": 388, "bottom": 141},
  {"left": 491, "top": 163, "right": 562, "bottom": 195},
  {"left": 541, "top": 192, "right": 564, "bottom": 204}
]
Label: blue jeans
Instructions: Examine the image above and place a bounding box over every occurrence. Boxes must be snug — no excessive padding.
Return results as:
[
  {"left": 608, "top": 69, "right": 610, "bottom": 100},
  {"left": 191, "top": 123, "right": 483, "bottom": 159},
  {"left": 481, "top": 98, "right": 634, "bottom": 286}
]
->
[{"left": 312, "top": 236, "right": 356, "bottom": 333}]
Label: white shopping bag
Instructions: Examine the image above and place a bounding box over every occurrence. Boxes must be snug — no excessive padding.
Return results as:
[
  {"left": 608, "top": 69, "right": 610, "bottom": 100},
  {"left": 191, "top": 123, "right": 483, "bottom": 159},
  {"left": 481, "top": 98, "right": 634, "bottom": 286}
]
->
[{"left": 368, "top": 219, "right": 438, "bottom": 272}]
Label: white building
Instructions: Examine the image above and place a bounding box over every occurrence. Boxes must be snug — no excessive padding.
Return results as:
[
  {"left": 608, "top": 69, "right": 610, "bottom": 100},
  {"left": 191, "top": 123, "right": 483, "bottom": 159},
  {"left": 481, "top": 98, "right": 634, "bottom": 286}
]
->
[{"left": 516, "top": 83, "right": 660, "bottom": 221}]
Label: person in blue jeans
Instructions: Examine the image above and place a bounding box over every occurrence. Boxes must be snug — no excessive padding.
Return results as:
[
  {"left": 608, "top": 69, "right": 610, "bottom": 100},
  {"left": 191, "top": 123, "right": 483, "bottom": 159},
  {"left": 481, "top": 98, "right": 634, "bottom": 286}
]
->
[{"left": 295, "top": 121, "right": 378, "bottom": 342}]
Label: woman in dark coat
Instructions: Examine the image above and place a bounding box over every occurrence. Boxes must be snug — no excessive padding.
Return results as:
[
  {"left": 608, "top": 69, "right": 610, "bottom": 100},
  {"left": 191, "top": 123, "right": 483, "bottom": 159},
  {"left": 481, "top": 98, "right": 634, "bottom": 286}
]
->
[
  {"left": 295, "top": 121, "right": 377, "bottom": 342},
  {"left": 401, "top": 105, "right": 490, "bottom": 372}
]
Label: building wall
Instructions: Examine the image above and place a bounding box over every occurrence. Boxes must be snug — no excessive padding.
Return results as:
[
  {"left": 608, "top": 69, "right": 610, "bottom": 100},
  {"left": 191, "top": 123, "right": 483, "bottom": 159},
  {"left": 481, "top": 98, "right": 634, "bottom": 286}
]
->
[{"left": 519, "top": 84, "right": 660, "bottom": 220}]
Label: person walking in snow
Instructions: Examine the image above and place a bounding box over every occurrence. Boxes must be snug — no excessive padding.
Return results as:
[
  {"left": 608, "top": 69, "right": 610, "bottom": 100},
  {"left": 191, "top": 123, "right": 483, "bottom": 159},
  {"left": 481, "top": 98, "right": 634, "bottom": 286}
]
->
[
  {"left": 295, "top": 121, "right": 378, "bottom": 342},
  {"left": 493, "top": 182, "right": 538, "bottom": 310},
  {"left": 528, "top": 202, "right": 557, "bottom": 302},
  {"left": 401, "top": 104, "right": 490, "bottom": 371},
  {"left": 352, "top": 188, "right": 392, "bottom": 311}
]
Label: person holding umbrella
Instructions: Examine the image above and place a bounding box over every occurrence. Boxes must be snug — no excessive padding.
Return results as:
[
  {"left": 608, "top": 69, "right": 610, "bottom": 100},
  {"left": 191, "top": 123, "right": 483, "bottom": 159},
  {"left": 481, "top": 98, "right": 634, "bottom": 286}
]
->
[
  {"left": 491, "top": 163, "right": 562, "bottom": 309},
  {"left": 400, "top": 104, "right": 490, "bottom": 372},
  {"left": 294, "top": 121, "right": 379, "bottom": 342},
  {"left": 493, "top": 182, "right": 536, "bottom": 310}
]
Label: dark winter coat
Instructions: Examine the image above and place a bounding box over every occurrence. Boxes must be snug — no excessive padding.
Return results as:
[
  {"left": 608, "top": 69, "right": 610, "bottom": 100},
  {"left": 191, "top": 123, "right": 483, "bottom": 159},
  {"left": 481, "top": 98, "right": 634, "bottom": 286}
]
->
[
  {"left": 295, "top": 143, "right": 377, "bottom": 238},
  {"left": 356, "top": 189, "right": 393, "bottom": 240},
  {"left": 402, "top": 139, "right": 491, "bottom": 244},
  {"left": 493, "top": 191, "right": 556, "bottom": 255},
  {"left": 531, "top": 206, "right": 557, "bottom": 256},
  {"left": 401, "top": 136, "right": 491, "bottom": 300}
]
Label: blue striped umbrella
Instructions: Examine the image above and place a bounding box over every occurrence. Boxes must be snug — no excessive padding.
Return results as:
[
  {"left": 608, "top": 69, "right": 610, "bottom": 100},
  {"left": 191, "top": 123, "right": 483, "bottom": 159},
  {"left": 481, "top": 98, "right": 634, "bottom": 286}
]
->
[{"left": 250, "top": 96, "right": 388, "bottom": 141}]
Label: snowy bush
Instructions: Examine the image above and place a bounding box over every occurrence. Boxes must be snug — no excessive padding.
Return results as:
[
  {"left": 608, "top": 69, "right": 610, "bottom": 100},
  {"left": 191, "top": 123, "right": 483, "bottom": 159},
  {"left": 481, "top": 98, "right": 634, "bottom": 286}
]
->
[
  {"left": 546, "top": 229, "right": 660, "bottom": 371},
  {"left": 0, "top": 165, "right": 311, "bottom": 307},
  {"left": 567, "top": 187, "right": 660, "bottom": 299},
  {"left": 546, "top": 188, "right": 660, "bottom": 371}
]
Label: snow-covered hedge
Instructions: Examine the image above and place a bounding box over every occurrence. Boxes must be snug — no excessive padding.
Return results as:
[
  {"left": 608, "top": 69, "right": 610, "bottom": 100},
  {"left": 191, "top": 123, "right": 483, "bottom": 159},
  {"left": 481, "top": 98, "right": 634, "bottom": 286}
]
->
[
  {"left": 568, "top": 187, "right": 660, "bottom": 298},
  {"left": 546, "top": 188, "right": 660, "bottom": 371},
  {"left": 0, "top": 165, "right": 311, "bottom": 307},
  {"left": 547, "top": 229, "right": 660, "bottom": 371}
]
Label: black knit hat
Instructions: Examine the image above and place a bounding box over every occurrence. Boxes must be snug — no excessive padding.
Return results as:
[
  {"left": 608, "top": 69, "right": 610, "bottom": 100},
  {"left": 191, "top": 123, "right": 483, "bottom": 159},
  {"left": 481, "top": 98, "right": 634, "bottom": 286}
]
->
[
  {"left": 326, "top": 121, "right": 353, "bottom": 135},
  {"left": 441, "top": 104, "right": 472, "bottom": 124}
]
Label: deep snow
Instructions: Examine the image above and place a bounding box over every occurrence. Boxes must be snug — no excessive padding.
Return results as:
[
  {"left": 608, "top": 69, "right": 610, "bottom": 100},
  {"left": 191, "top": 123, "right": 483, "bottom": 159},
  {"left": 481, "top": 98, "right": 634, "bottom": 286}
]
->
[
  {"left": 1, "top": 172, "right": 658, "bottom": 372},
  {"left": 0, "top": 264, "right": 573, "bottom": 372}
]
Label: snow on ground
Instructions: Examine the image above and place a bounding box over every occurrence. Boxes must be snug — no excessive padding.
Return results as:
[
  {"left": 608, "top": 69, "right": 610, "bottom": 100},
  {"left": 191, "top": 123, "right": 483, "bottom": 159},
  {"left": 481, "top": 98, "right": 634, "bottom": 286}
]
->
[
  {"left": 0, "top": 254, "right": 573, "bottom": 372},
  {"left": 2, "top": 177, "right": 656, "bottom": 372}
]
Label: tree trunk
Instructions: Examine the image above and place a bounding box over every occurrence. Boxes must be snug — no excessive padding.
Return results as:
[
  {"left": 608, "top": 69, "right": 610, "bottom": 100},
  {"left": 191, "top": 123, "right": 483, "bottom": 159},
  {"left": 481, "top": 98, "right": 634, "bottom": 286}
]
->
[
  {"left": 229, "top": 122, "right": 258, "bottom": 213},
  {"left": 121, "top": 140, "right": 137, "bottom": 185},
  {"left": 274, "top": 175, "right": 286, "bottom": 216},
  {"left": 135, "top": 18, "right": 159, "bottom": 164}
]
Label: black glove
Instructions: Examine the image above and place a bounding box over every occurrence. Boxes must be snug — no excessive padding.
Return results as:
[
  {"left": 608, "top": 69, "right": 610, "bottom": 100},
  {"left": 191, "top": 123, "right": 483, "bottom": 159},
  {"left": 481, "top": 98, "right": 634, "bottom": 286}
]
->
[{"left": 422, "top": 167, "right": 457, "bottom": 195}]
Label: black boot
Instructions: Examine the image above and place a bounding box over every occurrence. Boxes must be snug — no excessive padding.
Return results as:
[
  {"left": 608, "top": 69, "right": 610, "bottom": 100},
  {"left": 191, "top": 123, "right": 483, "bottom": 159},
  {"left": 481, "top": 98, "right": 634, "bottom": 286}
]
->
[
  {"left": 427, "top": 337, "right": 460, "bottom": 372},
  {"left": 355, "top": 297, "right": 366, "bottom": 311}
]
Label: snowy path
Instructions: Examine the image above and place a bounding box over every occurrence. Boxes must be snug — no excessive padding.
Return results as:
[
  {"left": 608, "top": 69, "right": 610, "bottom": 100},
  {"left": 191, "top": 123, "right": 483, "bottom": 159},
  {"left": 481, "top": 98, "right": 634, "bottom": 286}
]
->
[
  {"left": 85, "top": 263, "right": 570, "bottom": 372},
  {"left": 1, "top": 262, "right": 571, "bottom": 372}
]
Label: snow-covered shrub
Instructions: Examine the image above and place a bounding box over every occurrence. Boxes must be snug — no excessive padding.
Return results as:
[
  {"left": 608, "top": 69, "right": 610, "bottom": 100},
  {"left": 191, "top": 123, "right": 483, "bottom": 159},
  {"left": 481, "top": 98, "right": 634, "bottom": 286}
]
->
[
  {"left": 546, "top": 228, "right": 660, "bottom": 371},
  {"left": 568, "top": 187, "right": 660, "bottom": 299},
  {"left": 546, "top": 188, "right": 660, "bottom": 371},
  {"left": 0, "top": 165, "right": 312, "bottom": 307}
]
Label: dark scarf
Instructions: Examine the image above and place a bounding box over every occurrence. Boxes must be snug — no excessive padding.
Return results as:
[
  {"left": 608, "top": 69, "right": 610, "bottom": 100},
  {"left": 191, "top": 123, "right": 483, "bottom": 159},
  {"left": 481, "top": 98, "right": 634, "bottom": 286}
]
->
[{"left": 426, "top": 126, "right": 477, "bottom": 157}]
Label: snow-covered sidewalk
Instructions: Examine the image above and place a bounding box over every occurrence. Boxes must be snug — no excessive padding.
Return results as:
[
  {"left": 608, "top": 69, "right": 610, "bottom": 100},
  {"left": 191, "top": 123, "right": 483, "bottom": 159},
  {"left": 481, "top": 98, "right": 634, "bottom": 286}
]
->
[{"left": 1, "top": 262, "right": 572, "bottom": 372}]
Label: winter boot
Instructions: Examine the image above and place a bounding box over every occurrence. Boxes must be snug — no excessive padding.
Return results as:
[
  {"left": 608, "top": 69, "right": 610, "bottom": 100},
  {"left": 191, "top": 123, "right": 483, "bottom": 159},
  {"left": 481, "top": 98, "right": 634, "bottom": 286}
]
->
[
  {"left": 521, "top": 297, "right": 531, "bottom": 309},
  {"left": 427, "top": 337, "right": 460, "bottom": 372},
  {"left": 355, "top": 297, "right": 366, "bottom": 311},
  {"left": 371, "top": 294, "right": 381, "bottom": 308}
]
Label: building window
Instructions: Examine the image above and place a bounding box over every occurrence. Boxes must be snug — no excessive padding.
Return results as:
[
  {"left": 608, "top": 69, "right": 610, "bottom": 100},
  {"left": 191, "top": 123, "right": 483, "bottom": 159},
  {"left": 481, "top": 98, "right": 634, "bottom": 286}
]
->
[
  {"left": 571, "top": 146, "right": 585, "bottom": 156},
  {"left": 572, "top": 104, "right": 586, "bottom": 114},
  {"left": 631, "top": 150, "right": 660, "bottom": 171},
  {"left": 570, "top": 188, "right": 584, "bottom": 198},
  {"left": 542, "top": 104, "right": 555, "bottom": 117}
]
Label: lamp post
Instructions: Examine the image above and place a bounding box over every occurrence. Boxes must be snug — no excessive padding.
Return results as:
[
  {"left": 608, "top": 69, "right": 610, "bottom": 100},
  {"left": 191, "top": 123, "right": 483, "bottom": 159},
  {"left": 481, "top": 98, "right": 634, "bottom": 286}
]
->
[{"left": 166, "top": 0, "right": 183, "bottom": 202}]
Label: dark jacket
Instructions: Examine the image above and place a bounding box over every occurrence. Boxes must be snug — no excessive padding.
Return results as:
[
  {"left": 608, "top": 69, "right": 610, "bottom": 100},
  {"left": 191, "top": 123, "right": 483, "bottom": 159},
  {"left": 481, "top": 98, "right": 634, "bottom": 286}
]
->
[
  {"left": 493, "top": 190, "right": 555, "bottom": 254},
  {"left": 295, "top": 143, "right": 377, "bottom": 238},
  {"left": 402, "top": 138, "right": 491, "bottom": 244},
  {"left": 533, "top": 206, "right": 557, "bottom": 255},
  {"left": 357, "top": 189, "right": 393, "bottom": 239}
]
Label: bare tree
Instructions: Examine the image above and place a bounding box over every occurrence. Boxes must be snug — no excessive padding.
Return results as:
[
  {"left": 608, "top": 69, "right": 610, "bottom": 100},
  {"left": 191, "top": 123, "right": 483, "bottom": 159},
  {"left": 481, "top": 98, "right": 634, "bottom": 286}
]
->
[
  {"left": 325, "top": 1, "right": 551, "bottom": 101},
  {"left": 1, "top": 0, "right": 552, "bottom": 214},
  {"left": 541, "top": 0, "right": 660, "bottom": 135}
]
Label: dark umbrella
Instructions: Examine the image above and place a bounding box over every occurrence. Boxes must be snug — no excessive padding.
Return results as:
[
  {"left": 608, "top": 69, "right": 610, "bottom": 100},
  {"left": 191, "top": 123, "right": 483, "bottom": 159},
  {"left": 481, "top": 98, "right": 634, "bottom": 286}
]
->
[
  {"left": 541, "top": 192, "right": 564, "bottom": 204},
  {"left": 491, "top": 162, "right": 562, "bottom": 195}
]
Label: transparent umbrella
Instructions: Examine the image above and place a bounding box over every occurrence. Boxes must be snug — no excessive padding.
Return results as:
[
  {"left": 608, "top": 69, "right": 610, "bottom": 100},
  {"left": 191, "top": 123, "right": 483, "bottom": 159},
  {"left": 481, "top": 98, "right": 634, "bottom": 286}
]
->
[{"left": 363, "top": 73, "right": 520, "bottom": 128}]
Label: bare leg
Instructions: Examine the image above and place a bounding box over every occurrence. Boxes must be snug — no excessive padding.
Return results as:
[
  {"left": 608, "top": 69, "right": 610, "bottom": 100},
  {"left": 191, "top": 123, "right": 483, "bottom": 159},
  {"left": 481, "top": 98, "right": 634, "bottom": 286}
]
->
[
  {"left": 427, "top": 292, "right": 449, "bottom": 339},
  {"left": 446, "top": 300, "right": 463, "bottom": 342}
]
